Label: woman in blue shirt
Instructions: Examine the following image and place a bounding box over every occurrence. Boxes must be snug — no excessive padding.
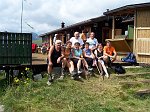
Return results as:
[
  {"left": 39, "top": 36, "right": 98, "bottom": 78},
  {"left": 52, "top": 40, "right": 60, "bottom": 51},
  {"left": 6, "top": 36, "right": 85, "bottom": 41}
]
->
[
  {"left": 72, "top": 42, "right": 88, "bottom": 75},
  {"left": 83, "top": 42, "right": 95, "bottom": 69}
]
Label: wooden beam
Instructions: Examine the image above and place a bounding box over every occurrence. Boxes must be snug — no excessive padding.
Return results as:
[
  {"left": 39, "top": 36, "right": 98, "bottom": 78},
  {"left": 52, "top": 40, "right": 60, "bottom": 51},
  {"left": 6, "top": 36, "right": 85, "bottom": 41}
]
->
[
  {"left": 49, "top": 35, "right": 52, "bottom": 46},
  {"left": 112, "top": 16, "right": 115, "bottom": 39},
  {"left": 133, "top": 10, "right": 137, "bottom": 55},
  {"left": 136, "top": 27, "right": 150, "bottom": 30},
  {"left": 137, "top": 53, "right": 150, "bottom": 56},
  {"left": 61, "top": 34, "right": 64, "bottom": 44}
]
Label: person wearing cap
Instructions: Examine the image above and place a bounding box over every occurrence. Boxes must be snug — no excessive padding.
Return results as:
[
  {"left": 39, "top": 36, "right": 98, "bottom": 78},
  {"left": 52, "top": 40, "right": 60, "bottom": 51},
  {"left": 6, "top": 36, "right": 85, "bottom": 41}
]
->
[
  {"left": 47, "top": 40, "right": 64, "bottom": 85},
  {"left": 103, "top": 40, "right": 117, "bottom": 67},
  {"left": 86, "top": 32, "right": 98, "bottom": 51},
  {"left": 70, "top": 32, "right": 84, "bottom": 48},
  {"left": 72, "top": 42, "right": 88, "bottom": 79}
]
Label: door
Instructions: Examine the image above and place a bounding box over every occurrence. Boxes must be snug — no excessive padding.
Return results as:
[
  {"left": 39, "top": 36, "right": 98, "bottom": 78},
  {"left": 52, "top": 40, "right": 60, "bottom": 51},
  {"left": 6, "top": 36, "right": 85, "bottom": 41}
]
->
[{"left": 102, "top": 27, "right": 112, "bottom": 43}]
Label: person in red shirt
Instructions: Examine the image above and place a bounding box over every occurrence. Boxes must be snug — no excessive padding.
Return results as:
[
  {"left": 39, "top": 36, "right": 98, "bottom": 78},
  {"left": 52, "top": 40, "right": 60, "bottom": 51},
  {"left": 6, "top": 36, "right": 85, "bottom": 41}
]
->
[{"left": 103, "top": 40, "right": 117, "bottom": 65}]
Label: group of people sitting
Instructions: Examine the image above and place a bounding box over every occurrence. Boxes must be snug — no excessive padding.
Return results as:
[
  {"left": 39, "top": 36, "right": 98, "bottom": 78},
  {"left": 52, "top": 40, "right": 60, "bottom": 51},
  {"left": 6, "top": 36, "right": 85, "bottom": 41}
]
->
[{"left": 47, "top": 32, "right": 117, "bottom": 85}]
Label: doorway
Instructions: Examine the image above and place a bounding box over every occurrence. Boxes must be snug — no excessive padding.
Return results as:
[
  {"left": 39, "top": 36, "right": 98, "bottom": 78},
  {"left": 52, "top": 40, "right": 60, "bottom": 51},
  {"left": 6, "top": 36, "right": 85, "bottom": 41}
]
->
[{"left": 102, "top": 27, "right": 112, "bottom": 43}]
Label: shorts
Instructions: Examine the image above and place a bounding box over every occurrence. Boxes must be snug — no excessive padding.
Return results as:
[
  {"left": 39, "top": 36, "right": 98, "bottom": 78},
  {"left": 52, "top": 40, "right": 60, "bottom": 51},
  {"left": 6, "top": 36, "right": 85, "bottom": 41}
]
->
[
  {"left": 85, "top": 57, "right": 93, "bottom": 66},
  {"left": 47, "top": 58, "right": 62, "bottom": 67},
  {"left": 72, "top": 58, "right": 79, "bottom": 65}
]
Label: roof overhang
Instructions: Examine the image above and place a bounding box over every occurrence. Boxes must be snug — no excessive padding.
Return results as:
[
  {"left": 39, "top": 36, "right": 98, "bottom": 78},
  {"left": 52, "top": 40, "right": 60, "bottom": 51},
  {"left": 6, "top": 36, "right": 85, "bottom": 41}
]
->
[
  {"left": 39, "top": 15, "right": 108, "bottom": 37},
  {"left": 104, "top": 2, "right": 150, "bottom": 16}
]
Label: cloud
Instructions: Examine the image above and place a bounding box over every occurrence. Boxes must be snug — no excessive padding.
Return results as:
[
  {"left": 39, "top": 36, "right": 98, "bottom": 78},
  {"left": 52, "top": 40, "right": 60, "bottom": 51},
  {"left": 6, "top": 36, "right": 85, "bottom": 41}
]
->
[{"left": 0, "top": 0, "right": 149, "bottom": 34}]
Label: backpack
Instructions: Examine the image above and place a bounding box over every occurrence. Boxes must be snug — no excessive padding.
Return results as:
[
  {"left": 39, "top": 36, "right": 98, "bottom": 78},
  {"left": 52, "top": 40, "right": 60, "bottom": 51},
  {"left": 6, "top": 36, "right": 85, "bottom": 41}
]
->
[
  {"left": 114, "top": 64, "right": 126, "bottom": 74},
  {"left": 121, "top": 52, "right": 137, "bottom": 64}
]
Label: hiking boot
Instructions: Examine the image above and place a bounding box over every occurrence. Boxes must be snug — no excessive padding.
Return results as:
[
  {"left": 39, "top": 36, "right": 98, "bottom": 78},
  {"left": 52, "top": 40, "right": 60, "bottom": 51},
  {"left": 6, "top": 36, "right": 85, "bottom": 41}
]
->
[
  {"left": 77, "top": 76, "right": 84, "bottom": 82},
  {"left": 88, "top": 67, "right": 93, "bottom": 71},
  {"left": 71, "top": 76, "right": 75, "bottom": 80},
  {"left": 48, "top": 75, "right": 53, "bottom": 81},
  {"left": 61, "top": 68, "right": 65, "bottom": 76},
  {"left": 47, "top": 81, "right": 52, "bottom": 86},
  {"left": 78, "top": 70, "right": 82, "bottom": 74},
  {"left": 105, "top": 74, "right": 110, "bottom": 78},
  {"left": 78, "top": 76, "right": 82, "bottom": 79},
  {"left": 58, "top": 75, "right": 64, "bottom": 80}
]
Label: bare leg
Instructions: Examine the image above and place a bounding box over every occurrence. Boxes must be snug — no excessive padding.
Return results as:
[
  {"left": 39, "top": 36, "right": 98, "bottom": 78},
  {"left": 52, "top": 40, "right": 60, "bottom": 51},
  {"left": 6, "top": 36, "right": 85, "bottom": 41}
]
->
[
  {"left": 47, "top": 64, "right": 53, "bottom": 85},
  {"left": 67, "top": 60, "right": 74, "bottom": 74},
  {"left": 77, "top": 59, "right": 81, "bottom": 71},
  {"left": 99, "top": 60, "right": 109, "bottom": 78},
  {"left": 97, "top": 61, "right": 103, "bottom": 75},
  {"left": 82, "top": 59, "right": 88, "bottom": 69},
  {"left": 62, "top": 58, "right": 67, "bottom": 69},
  {"left": 48, "top": 64, "right": 52, "bottom": 74}
]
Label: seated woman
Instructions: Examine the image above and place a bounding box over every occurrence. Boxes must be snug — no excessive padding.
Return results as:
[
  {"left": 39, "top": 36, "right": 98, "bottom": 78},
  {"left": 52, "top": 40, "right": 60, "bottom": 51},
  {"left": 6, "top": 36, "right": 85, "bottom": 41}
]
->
[
  {"left": 61, "top": 41, "right": 74, "bottom": 78},
  {"left": 83, "top": 42, "right": 95, "bottom": 70},
  {"left": 72, "top": 42, "right": 88, "bottom": 75},
  {"left": 94, "top": 43, "right": 109, "bottom": 78}
]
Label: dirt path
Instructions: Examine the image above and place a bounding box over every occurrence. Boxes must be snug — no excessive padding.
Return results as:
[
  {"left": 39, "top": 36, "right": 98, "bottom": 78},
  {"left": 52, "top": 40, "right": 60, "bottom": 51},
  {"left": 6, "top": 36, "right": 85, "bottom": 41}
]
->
[{"left": 32, "top": 53, "right": 47, "bottom": 65}]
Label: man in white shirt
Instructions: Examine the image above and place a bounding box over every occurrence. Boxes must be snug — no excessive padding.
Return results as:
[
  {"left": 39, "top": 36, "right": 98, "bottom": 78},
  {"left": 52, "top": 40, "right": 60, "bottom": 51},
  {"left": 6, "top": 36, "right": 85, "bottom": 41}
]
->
[
  {"left": 86, "top": 32, "right": 98, "bottom": 51},
  {"left": 70, "top": 32, "right": 84, "bottom": 47}
]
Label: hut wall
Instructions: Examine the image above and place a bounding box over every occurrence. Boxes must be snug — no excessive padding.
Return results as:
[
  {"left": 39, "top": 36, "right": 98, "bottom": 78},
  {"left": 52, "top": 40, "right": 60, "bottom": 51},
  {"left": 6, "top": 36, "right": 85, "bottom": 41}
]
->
[{"left": 135, "top": 8, "right": 150, "bottom": 63}]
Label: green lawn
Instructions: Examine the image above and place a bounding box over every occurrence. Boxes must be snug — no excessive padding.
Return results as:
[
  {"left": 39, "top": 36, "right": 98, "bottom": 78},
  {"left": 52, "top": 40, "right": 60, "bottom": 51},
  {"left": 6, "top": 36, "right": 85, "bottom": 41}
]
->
[{"left": 0, "top": 67, "right": 150, "bottom": 112}]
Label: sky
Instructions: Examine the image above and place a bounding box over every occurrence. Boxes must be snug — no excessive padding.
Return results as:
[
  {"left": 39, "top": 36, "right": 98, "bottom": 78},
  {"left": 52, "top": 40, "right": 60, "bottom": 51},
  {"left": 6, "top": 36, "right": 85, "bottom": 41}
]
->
[{"left": 0, "top": 0, "right": 149, "bottom": 35}]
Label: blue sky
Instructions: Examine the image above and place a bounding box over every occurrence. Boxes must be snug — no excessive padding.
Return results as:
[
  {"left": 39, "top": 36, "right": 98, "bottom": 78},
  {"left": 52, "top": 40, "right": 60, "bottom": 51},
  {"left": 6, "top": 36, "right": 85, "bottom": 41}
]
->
[{"left": 0, "top": 0, "right": 149, "bottom": 34}]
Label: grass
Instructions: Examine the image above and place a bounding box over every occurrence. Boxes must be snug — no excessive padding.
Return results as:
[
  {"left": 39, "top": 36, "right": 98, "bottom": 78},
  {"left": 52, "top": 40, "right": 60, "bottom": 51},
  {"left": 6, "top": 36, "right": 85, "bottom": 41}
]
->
[
  {"left": 0, "top": 67, "right": 150, "bottom": 112},
  {"left": 32, "top": 39, "right": 42, "bottom": 46}
]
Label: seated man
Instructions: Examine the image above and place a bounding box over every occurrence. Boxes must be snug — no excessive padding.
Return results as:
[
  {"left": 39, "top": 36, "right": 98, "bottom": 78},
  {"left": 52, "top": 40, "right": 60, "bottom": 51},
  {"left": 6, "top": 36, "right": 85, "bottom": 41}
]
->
[
  {"left": 83, "top": 42, "right": 95, "bottom": 70},
  {"left": 47, "top": 40, "right": 64, "bottom": 85},
  {"left": 103, "top": 40, "right": 117, "bottom": 67}
]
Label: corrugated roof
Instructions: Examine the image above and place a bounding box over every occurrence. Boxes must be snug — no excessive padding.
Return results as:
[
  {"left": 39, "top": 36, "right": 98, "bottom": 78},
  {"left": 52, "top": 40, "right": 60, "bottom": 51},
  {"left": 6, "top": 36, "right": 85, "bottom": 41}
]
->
[
  {"left": 104, "top": 2, "right": 150, "bottom": 16},
  {"left": 39, "top": 15, "right": 107, "bottom": 37}
]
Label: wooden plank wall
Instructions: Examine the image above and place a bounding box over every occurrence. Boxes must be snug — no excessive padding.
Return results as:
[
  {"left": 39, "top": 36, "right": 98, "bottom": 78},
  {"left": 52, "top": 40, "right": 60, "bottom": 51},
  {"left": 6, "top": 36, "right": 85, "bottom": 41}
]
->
[{"left": 136, "top": 8, "right": 150, "bottom": 63}]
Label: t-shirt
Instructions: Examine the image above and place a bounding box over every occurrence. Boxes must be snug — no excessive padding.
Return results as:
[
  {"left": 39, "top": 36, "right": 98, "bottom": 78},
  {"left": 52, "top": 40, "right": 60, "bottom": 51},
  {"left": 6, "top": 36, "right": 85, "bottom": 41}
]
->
[
  {"left": 73, "top": 48, "right": 82, "bottom": 57},
  {"left": 70, "top": 37, "right": 84, "bottom": 47},
  {"left": 103, "top": 46, "right": 116, "bottom": 56},
  {"left": 94, "top": 49, "right": 103, "bottom": 57},
  {"left": 86, "top": 38, "right": 98, "bottom": 49},
  {"left": 64, "top": 48, "right": 71, "bottom": 58},
  {"left": 80, "top": 33, "right": 87, "bottom": 41},
  {"left": 83, "top": 48, "right": 91, "bottom": 56}
]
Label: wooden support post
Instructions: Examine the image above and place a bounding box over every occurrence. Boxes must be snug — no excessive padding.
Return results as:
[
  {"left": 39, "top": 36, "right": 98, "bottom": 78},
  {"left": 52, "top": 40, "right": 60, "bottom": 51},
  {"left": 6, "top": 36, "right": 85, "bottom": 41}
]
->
[
  {"left": 133, "top": 10, "right": 137, "bottom": 55},
  {"left": 62, "top": 34, "right": 64, "bottom": 44},
  {"left": 112, "top": 16, "right": 115, "bottom": 39},
  {"left": 49, "top": 35, "right": 52, "bottom": 46}
]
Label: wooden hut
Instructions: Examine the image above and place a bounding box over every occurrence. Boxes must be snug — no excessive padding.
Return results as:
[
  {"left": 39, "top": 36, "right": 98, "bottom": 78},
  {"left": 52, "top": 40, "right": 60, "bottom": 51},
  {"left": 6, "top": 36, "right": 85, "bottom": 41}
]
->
[
  {"left": 39, "top": 16, "right": 112, "bottom": 46},
  {"left": 40, "top": 2, "right": 150, "bottom": 64},
  {"left": 104, "top": 2, "right": 150, "bottom": 63}
]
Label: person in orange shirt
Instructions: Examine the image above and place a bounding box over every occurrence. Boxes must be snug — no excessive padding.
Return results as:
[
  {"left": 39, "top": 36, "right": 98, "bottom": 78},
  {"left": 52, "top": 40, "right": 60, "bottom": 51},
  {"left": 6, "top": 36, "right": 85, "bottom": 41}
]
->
[
  {"left": 80, "top": 30, "right": 87, "bottom": 43},
  {"left": 103, "top": 40, "right": 117, "bottom": 65}
]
